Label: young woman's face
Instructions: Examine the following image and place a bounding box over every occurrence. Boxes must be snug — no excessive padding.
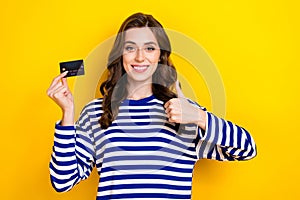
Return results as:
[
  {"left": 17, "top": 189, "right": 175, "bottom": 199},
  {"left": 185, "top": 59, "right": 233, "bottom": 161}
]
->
[{"left": 122, "top": 27, "right": 160, "bottom": 85}]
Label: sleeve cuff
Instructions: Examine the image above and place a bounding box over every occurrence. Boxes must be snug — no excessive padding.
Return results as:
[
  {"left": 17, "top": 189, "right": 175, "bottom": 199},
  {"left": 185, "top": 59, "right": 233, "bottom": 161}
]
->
[
  {"left": 198, "top": 111, "right": 209, "bottom": 138},
  {"left": 55, "top": 120, "right": 76, "bottom": 131},
  {"left": 198, "top": 112, "right": 221, "bottom": 145}
]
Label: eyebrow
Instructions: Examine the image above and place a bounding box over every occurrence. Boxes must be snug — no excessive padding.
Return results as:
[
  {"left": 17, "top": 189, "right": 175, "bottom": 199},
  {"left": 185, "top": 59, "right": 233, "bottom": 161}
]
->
[{"left": 124, "top": 41, "right": 158, "bottom": 46}]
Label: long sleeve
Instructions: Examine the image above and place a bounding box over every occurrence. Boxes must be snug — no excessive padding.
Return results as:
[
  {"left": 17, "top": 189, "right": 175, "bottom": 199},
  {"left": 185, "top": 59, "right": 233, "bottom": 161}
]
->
[
  {"left": 49, "top": 106, "right": 96, "bottom": 192},
  {"left": 196, "top": 111, "right": 257, "bottom": 161}
]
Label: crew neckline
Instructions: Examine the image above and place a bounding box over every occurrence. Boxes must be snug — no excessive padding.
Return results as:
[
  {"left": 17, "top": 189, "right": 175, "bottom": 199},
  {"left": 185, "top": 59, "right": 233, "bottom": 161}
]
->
[{"left": 123, "top": 94, "right": 155, "bottom": 105}]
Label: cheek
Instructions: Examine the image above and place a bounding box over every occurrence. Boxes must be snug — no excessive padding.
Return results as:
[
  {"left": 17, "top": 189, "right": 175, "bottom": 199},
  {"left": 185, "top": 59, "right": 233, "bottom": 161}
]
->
[
  {"left": 122, "top": 55, "right": 131, "bottom": 72},
  {"left": 150, "top": 53, "right": 160, "bottom": 63},
  {"left": 122, "top": 54, "right": 129, "bottom": 64}
]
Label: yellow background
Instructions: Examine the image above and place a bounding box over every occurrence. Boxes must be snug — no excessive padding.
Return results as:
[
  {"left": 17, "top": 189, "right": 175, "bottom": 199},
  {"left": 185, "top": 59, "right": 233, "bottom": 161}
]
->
[{"left": 1, "top": 0, "right": 299, "bottom": 199}]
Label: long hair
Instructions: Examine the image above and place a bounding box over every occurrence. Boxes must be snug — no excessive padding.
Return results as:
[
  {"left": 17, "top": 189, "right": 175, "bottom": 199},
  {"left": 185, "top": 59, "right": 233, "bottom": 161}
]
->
[{"left": 99, "top": 12, "right": 178, "bottom": 129}]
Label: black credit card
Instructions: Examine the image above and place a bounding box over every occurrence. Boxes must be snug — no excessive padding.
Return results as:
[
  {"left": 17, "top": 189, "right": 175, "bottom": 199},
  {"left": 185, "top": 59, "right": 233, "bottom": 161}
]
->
[{"left": 60, "top": 59, "right": 85, "bottom": 77}]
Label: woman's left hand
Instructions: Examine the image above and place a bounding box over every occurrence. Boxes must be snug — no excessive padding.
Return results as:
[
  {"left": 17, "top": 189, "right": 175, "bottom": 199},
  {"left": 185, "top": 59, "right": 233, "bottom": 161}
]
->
[{"left": 164, "top": 81, "right": 206, "bottom": 130}]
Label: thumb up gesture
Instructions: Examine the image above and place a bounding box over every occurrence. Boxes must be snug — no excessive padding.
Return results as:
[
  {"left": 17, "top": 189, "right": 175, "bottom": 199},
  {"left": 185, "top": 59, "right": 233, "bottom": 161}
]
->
[{"left": 164, "top": 80, "right": 206, "bottom": 130}]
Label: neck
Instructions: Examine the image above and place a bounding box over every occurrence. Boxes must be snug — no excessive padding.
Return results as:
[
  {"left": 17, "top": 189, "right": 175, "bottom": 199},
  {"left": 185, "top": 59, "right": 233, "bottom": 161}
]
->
[{"left": 126, "top": 81, "right": 153, "bottom": 100}]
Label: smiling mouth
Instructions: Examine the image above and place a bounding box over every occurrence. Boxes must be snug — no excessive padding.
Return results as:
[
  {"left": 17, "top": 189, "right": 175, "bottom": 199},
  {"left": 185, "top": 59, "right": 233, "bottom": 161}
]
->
[{"left": 131, "top": 65, "right": 149, "bottom": 72}]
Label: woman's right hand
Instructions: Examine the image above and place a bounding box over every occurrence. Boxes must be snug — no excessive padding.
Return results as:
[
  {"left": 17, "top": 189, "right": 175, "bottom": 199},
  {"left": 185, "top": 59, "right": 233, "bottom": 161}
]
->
[{"left": 47, "top": 71, "right": 75, "bottom": 125}]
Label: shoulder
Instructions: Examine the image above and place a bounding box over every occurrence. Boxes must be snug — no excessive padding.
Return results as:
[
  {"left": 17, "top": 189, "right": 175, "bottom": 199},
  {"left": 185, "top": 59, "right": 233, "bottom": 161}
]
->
[
  {"left": 80, "top": 98, "right": 103, "bottom": 116},
  {"left": 85, "top": 98, "right": 103, "bottom": 108},
  {"left": 185, "top": 98, "right": 207, "bottom": 111}
]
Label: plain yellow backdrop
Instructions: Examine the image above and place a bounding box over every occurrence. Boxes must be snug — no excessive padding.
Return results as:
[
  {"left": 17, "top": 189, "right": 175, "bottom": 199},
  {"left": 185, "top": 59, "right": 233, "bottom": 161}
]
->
[{"left": 1, "top": 0, "right": 299, "bottom": 199}]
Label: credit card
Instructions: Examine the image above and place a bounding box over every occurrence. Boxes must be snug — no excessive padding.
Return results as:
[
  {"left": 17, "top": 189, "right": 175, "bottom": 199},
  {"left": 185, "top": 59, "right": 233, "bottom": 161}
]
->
[{"left": 59, "top": 59, "right": 85, "bottom": 77}]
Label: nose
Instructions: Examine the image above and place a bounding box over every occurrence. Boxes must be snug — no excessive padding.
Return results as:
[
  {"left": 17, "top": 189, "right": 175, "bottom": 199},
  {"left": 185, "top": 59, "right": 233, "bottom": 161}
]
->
[{"left": 134, "top": 48, "right": 145, "bottom": 62}]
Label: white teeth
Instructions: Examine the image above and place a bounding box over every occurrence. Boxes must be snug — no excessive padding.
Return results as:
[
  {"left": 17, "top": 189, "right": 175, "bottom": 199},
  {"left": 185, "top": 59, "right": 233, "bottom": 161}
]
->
[
  {"left": 134, "top": 66, "right": 147, "bottom": 70},
  {"left": 132, "top": 65, "right": 148, "bottom": 70}
]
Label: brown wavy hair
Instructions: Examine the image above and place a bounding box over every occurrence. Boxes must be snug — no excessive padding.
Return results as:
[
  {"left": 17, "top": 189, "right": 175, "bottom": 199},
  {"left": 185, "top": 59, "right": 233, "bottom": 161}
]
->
[{"left": 99, "top": 12, "right": 178, "bottom": 129}]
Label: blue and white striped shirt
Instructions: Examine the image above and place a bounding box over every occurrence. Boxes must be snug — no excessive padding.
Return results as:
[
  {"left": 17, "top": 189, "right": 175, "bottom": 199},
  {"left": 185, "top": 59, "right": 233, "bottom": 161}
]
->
[{"left": 50, "top": 95, "right": 256, "bottom": 199}]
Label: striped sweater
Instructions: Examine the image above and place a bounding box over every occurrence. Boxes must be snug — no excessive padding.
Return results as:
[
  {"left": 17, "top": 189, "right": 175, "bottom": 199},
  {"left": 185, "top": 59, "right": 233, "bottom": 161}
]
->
[{"left": 50, "top": 95, "right": 257, "bottom": 199}]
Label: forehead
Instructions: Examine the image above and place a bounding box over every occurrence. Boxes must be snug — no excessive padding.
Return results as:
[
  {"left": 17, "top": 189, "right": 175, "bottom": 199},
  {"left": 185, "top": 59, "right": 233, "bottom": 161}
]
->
[{"left": 124, "top": 27, "right": 158, "bottom": 45}]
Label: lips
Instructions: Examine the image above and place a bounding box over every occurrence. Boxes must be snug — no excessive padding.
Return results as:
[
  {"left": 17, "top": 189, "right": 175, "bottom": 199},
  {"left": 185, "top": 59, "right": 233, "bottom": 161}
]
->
[{"left": 131, "top": 65, "right": 149, "bottom": 73}]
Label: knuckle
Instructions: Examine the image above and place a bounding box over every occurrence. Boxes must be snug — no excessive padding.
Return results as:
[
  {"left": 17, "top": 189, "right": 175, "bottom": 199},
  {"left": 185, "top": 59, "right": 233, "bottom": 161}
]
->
[
  {"left": 47, "top": 91, "right": 53, "bottom": 97},
  {"left": 169, "top": 109, "right": 175, "bottom": 114},
  {"left": 53, "top": 93, "right": 59, "bottom": 99}
]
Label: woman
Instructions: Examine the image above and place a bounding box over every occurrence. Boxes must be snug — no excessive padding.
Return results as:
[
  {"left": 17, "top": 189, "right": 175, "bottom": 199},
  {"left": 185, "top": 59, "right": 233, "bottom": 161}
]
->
[{"left": 47, "top": 12, "right": 257, "bottom": 200}]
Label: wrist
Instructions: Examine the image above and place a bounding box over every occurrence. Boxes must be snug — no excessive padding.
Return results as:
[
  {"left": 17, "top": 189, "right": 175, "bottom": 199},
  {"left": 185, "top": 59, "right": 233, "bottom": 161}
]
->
[
  {"left": 196, "top": 109, "right": 206, "bottom": 130},
  {"left": 61, "top": 107, "right": 75, "bottom": 126}
]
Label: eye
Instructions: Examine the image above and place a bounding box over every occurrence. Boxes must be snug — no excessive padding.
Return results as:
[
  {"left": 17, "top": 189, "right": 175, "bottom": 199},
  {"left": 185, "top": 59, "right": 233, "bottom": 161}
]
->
[
  {"left": 144, "top": 46, "right": 156, "bottom": 52},
  {"left": 124, "top": 46, "right": 136, "bottom": 52}
]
